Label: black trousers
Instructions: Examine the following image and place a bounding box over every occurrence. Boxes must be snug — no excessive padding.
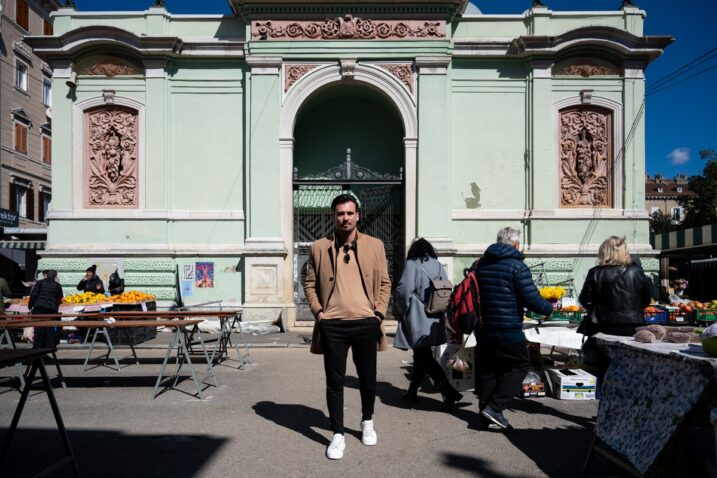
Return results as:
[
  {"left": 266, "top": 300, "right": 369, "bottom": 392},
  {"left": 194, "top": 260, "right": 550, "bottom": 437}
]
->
[
  {"left": 409, "top": 346, "right": 451, "bottom": 393},
  {"left": 32, "top": 307, "right": 60, "bottom": 349},
  {"left": 476, "top": 339, "right": 530, "bottom": 413},
  {"left": 320, "top": 318, "right": 380, "bottom": 434}
]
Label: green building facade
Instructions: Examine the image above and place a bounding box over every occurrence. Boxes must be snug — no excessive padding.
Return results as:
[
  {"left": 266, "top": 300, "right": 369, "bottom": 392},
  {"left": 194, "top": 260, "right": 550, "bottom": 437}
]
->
[{"left": 27, "top": 0, "right": 671, "bottom": 327}]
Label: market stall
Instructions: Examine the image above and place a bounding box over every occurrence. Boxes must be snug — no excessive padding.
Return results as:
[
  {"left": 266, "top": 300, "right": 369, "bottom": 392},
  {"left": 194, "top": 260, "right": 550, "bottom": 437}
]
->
[{"left": 584, "top": 333, "right": 716, "bottom": 475}]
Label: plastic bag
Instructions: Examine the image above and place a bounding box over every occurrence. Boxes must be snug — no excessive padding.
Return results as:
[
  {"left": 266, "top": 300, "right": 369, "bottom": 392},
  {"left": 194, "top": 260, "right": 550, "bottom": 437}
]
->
[{"left": 447, "top": 335, "right": 473, "bottom": 372}]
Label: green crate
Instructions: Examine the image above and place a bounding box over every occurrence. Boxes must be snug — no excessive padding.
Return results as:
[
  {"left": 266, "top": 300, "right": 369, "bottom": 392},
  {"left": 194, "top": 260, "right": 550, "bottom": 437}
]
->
[
  {"left": 694, "top": 309, "right": 717, "bottom": 323},
  {"left": 549, "top": 310, "right": 583, "bottom": 323},
  {"left": 526, "top": 310, "right": 549, "bottom": 320}
]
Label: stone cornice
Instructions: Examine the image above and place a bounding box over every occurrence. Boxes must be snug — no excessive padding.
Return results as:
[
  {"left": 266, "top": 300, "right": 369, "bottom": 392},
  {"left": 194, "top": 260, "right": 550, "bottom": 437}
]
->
[
  {"left": 25, "top": 26, "right": 245, "bottom": 60},
  {"left": 230, "top": 0, "right": 468, "bottom": 20},
  {"left": 510, "top": 26, "right": 673, "bottom": 64}
]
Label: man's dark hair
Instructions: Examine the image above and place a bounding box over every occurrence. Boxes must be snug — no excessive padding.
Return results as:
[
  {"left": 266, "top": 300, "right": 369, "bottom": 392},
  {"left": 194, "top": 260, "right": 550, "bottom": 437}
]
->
[
  {"left": 406, "top": 238, "right": 437, "bottom": 260},
  {"left": 331, "top": 193, "right": 359, "bottom": 212},
  {"left": 46, "top": 270, "right": 58, "bottom": 281}
]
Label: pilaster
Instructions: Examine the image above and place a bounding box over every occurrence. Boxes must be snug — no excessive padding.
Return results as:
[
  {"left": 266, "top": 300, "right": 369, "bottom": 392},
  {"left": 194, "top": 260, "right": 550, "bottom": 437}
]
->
[
  {"left": 416, "top": 56, "right": 452, "bottom": 242},
  {"left": 143, "top": 59, "right": 168, "bottom": 210},
  {"left": 531, "top": 60, "right": 553, "bottom": 210}
]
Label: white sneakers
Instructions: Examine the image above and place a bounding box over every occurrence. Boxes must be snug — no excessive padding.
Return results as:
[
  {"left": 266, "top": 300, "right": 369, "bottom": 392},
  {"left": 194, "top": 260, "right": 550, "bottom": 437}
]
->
[
  {"left": 326, "top": 433, "right": 345, "bottom": 460},
  {"left": 325, "top": 421, "right": 378, "bottom": 459},
  {"left": 360, "top": 420, "right": 377, "bottom": 446}
]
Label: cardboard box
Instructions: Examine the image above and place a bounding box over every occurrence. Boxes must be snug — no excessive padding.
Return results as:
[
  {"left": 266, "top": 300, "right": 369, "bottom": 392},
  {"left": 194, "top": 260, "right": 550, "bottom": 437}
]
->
[
  {"left": 434, "top": 343, "right": 475, "bottom": 392},
  {"left": 548, "top": 368, "right": 596, "bottom": 400}
]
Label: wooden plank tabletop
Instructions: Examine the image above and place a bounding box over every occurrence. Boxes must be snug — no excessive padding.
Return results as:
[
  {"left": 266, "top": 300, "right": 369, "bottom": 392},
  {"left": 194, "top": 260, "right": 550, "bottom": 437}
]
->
[{"left": 0, "top": 319, "right": 204, "bottom": 329}]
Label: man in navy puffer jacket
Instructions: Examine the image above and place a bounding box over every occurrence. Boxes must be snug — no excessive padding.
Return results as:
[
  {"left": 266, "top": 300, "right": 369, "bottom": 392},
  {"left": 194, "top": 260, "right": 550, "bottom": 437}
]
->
[{"left": 473, "top": 227, "right": 553, "bottom": 430}]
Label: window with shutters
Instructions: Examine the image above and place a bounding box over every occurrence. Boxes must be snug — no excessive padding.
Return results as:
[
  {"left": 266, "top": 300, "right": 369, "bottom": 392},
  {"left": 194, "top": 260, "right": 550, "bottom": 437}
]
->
[
  {"left": 43, "top": 19, "right": 53, "bottom": 36},
  {"left": 39, "top": 191, "right": 51, "bottom": 223},
  {"left": 43, "top": 77, "right": 52, "bottom": 106},
  {"left": 42, "top": 135, "right": 52, "bottom": 163},
  {"left": 16, "top": 0, "right": 29, "bottom": 31},
  {"left": 14, "top": 122, "right": 28, "bottom": 154},
  {"left": 10, "top": 184, "right": 30, "bottom": 218},
  {"left": 16, "top": 60, "right": 28, "bottom": 92}
]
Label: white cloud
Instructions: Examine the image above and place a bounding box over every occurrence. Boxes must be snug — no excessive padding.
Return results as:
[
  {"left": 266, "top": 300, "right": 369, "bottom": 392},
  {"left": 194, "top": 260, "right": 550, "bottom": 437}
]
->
[{"left": 666, "top": 147, "right": 691, "bottom": 166}]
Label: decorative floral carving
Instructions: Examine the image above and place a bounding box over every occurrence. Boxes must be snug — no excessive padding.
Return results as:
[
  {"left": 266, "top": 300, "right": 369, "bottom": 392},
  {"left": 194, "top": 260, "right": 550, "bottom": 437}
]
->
[
  {"left": 553, "top": 60, "right": 621, "bottom": 77},
  {"left": 253, "top": 16, "right": 445, "bottom": 41},
  {"left": 379, "top": 64, "right": 413, "bottom": 93},
  {"left": 285, "top": 64, "right": 319, "bottom": 91},
  {"left": 85, "top": 107, "right": 139, "bottom": 208},
  {"left": 559, "top": 107, "right": 612, "bottom": 207},
  {"left": 81, "top": 63, "right": 141, "bottom": 77}
]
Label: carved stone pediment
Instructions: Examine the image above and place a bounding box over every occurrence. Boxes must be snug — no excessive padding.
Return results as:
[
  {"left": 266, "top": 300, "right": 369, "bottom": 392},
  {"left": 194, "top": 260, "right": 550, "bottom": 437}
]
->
[
  {"left": 553, "top": 57, "right": 621, "bottom": 77},
  {"left": 559, "top": 106, "right": 612, "bottom": 208},
  {"left": 77, "top": 55, "right": 144, "bottom": 77},
  {"left": 85, "top": 106, "right": 139, "bottom": 208},
  {"left": 253, "top": 16, "right": 445, "bottom": 41}
]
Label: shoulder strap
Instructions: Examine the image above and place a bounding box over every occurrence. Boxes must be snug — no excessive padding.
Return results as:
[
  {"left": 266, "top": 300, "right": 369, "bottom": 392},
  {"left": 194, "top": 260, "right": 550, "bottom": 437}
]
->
[{"left": 415, "top": 261, "right": 440, "bottom": 282}]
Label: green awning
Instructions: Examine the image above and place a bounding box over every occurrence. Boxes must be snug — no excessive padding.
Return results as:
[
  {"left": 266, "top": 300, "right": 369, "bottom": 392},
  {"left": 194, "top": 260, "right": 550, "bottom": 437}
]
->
[{"left": 0, "top": 241, "right": 45, "bottom": 249}]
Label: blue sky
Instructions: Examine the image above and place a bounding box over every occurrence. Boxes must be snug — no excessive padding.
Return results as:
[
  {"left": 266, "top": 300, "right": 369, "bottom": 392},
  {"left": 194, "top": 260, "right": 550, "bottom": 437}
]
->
[{"left": 73, "top": 0, "right": 717, "bottom": 178}]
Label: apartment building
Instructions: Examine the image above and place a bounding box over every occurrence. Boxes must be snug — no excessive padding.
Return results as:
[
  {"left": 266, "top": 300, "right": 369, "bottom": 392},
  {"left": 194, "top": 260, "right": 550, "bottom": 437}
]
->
[
  {"left": 0, "top": 0, "right": 59, "bottom": 293},
  {"left": 645, "top": 173, "right": 695, "bottom": 224}
]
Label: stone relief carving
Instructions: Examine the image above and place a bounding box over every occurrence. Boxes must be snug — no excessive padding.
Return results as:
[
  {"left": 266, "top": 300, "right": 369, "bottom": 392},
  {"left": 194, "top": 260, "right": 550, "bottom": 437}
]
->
[
  {"left": 85, "top": 107, "right": 139, "bottom": 208},
  {"left": 553, "top": 59, "right": 621, "bottom": 77},
  {"left": 379, "top": 64, "right": 413, "bottom": 92},
  {"left": 253, "top": 16, "right": 445, "bottom": 41},
  {"left": 559, "top": 107, "right": 612, "bottom": 207},
  {"left": 78, "top": 56, "right": 143, "bottom": 77},
  {"left": 284, "top": 64, "right": 319, "bottom": 91},
  {"left": 82, "top": 63, "right": 142, "bottom": 77}
]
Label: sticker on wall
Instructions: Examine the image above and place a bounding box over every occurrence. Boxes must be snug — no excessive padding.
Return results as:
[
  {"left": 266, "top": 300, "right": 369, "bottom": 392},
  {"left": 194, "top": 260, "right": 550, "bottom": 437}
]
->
[
  {"left": 181, "top": 280, "right": 194, "bottom": 297},
  {"left": 183, "top": 264, "right": 195, "bottom": 280},
  {"left": 195, "top": 262, "right": 214, "bottom": 288}
]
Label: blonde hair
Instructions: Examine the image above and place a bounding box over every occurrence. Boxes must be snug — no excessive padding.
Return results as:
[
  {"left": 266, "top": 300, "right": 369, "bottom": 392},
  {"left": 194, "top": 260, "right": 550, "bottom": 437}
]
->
[{"left": 597, "top": 236, "right": 631, "bottom": 266}]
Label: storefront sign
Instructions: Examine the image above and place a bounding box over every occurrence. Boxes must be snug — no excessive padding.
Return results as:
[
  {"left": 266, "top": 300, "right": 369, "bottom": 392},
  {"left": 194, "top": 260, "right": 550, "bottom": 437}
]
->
[{"left": 0, "top": 208, "right": 19, "bottom": 227}]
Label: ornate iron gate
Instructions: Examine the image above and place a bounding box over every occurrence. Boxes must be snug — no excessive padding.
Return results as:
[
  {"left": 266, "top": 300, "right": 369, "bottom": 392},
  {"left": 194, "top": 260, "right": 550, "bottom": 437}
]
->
[{"left": 294, "top": 150, "right": 404, "bottom": 321}]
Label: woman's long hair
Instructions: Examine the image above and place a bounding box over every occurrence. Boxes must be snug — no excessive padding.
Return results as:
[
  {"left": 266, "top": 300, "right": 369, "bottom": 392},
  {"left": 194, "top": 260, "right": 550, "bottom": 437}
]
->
[
  {"left": 597, "top": 236, "right": 631, "bottom": 266},
  {"left": 406, "top": 238, "right": 437, "bottom": 261}
]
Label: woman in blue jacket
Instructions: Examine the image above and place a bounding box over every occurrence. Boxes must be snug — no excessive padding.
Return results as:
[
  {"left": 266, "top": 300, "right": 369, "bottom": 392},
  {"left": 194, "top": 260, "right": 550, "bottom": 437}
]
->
[{"left": 394, "top": 238, "right": 462, "bottom": 411}]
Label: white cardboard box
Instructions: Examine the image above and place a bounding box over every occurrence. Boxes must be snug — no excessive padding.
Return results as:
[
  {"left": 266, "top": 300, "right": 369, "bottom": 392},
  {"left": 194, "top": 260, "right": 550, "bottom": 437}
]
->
[
  {"left": 434, "top": 343, "right": 475, "bottom": 392},
  {"left": 547, "top": 368, "right": 597, "bottom": 400}
]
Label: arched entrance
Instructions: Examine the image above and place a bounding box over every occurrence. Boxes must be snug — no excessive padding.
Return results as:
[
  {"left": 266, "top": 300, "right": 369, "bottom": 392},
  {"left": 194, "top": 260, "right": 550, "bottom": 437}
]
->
[
  {"left": 279, "top": 62, "right": 418, "bottom": 325},
  {"left": 293, "top": 86, "right": 405, "bottom": 321}
]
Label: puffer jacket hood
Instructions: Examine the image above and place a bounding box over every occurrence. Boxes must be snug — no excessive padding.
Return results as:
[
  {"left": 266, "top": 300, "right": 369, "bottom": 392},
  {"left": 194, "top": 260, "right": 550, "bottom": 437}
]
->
[{"left": 483, "top": 242, "right": 522, "bottom": 262}]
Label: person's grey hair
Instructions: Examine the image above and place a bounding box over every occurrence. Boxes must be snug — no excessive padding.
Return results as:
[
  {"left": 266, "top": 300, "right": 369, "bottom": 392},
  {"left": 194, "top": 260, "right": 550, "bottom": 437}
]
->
[
  {"left": 46, "top": 270, "right": 58, "bottom": 281},
  {"left": 496, "top": 227, "right": 521, "bottom": 245}
]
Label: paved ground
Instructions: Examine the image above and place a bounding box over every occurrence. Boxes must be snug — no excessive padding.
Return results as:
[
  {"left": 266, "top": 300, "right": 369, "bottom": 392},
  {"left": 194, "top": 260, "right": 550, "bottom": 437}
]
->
[{"left": 0, "top": 331, "right": 628, "bottom": 477}]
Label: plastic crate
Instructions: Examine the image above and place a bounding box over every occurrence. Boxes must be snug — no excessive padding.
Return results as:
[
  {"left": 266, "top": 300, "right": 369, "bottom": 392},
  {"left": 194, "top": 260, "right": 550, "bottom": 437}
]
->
[
  {"left": 643, "top": 309, "right": 668, "bottom": 324},
  {"left": 694, "top": 309, "right": 717, "bottom": 323},
  {"left": 549, "top": 310, "right": 583, "bottom": 323},
  {"left": 659, "top": 306, "right": 691, "bottom": 324}
]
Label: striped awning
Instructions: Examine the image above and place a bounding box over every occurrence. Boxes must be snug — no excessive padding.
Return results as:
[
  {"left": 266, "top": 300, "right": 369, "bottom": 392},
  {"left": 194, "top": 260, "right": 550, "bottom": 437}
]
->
[{"left": 0, "top": 240, "right": 45, "bottom": 249}]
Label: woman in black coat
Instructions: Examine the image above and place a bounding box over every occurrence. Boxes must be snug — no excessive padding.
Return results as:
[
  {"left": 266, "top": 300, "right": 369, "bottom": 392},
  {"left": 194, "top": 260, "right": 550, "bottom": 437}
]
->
[
  {"left": 29, "top": 269, "right": 64, "bottom": 348},
  {"left": 579, "top": 236, "right": 653, "bottom": 378}
]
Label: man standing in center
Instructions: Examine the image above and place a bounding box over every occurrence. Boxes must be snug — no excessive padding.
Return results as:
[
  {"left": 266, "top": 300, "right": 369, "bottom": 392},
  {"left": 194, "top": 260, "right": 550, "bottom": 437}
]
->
[
  {"left": 304, "top": 193, "right": 391, "bottom": 460},
  {"left": 473, "top": 227, "right": 554, "bottom": 430}
]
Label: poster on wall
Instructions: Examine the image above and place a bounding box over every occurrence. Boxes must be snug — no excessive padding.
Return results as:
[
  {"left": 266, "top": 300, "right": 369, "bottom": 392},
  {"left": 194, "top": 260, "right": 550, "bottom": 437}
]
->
[
  {"left": 181, "top": 280, "right": 194, "bottom": 297},
  {"left": 183, "top": 264, "right": 195, "bottom": 280},
  {"left": 195, "top": 262, "right": 214, "bottom": 288}
]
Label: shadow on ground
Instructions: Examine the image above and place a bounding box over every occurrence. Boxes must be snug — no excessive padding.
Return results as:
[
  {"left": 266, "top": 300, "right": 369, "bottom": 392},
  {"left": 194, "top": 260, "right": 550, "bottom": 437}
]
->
[
  {"left": 252, "top": 401, "right": 330, "bottom": 446},
  {"left": 0, "top": 428, "right": 227, "bottom": 478}
]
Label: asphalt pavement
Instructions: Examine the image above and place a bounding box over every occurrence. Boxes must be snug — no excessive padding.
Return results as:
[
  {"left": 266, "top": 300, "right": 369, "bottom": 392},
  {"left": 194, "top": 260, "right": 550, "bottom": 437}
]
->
[{"left": 0, "top": 332, "right": 628, "bottom": 477}]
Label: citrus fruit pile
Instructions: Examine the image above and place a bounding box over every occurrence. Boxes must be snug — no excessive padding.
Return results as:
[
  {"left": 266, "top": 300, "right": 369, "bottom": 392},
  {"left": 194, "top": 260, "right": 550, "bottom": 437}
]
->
[
  {"left": 107, "top": 290, "right": 156, "bottom": 303},
  {"left": 62, "top": 292, "right": 107, "bottom": 304}
]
